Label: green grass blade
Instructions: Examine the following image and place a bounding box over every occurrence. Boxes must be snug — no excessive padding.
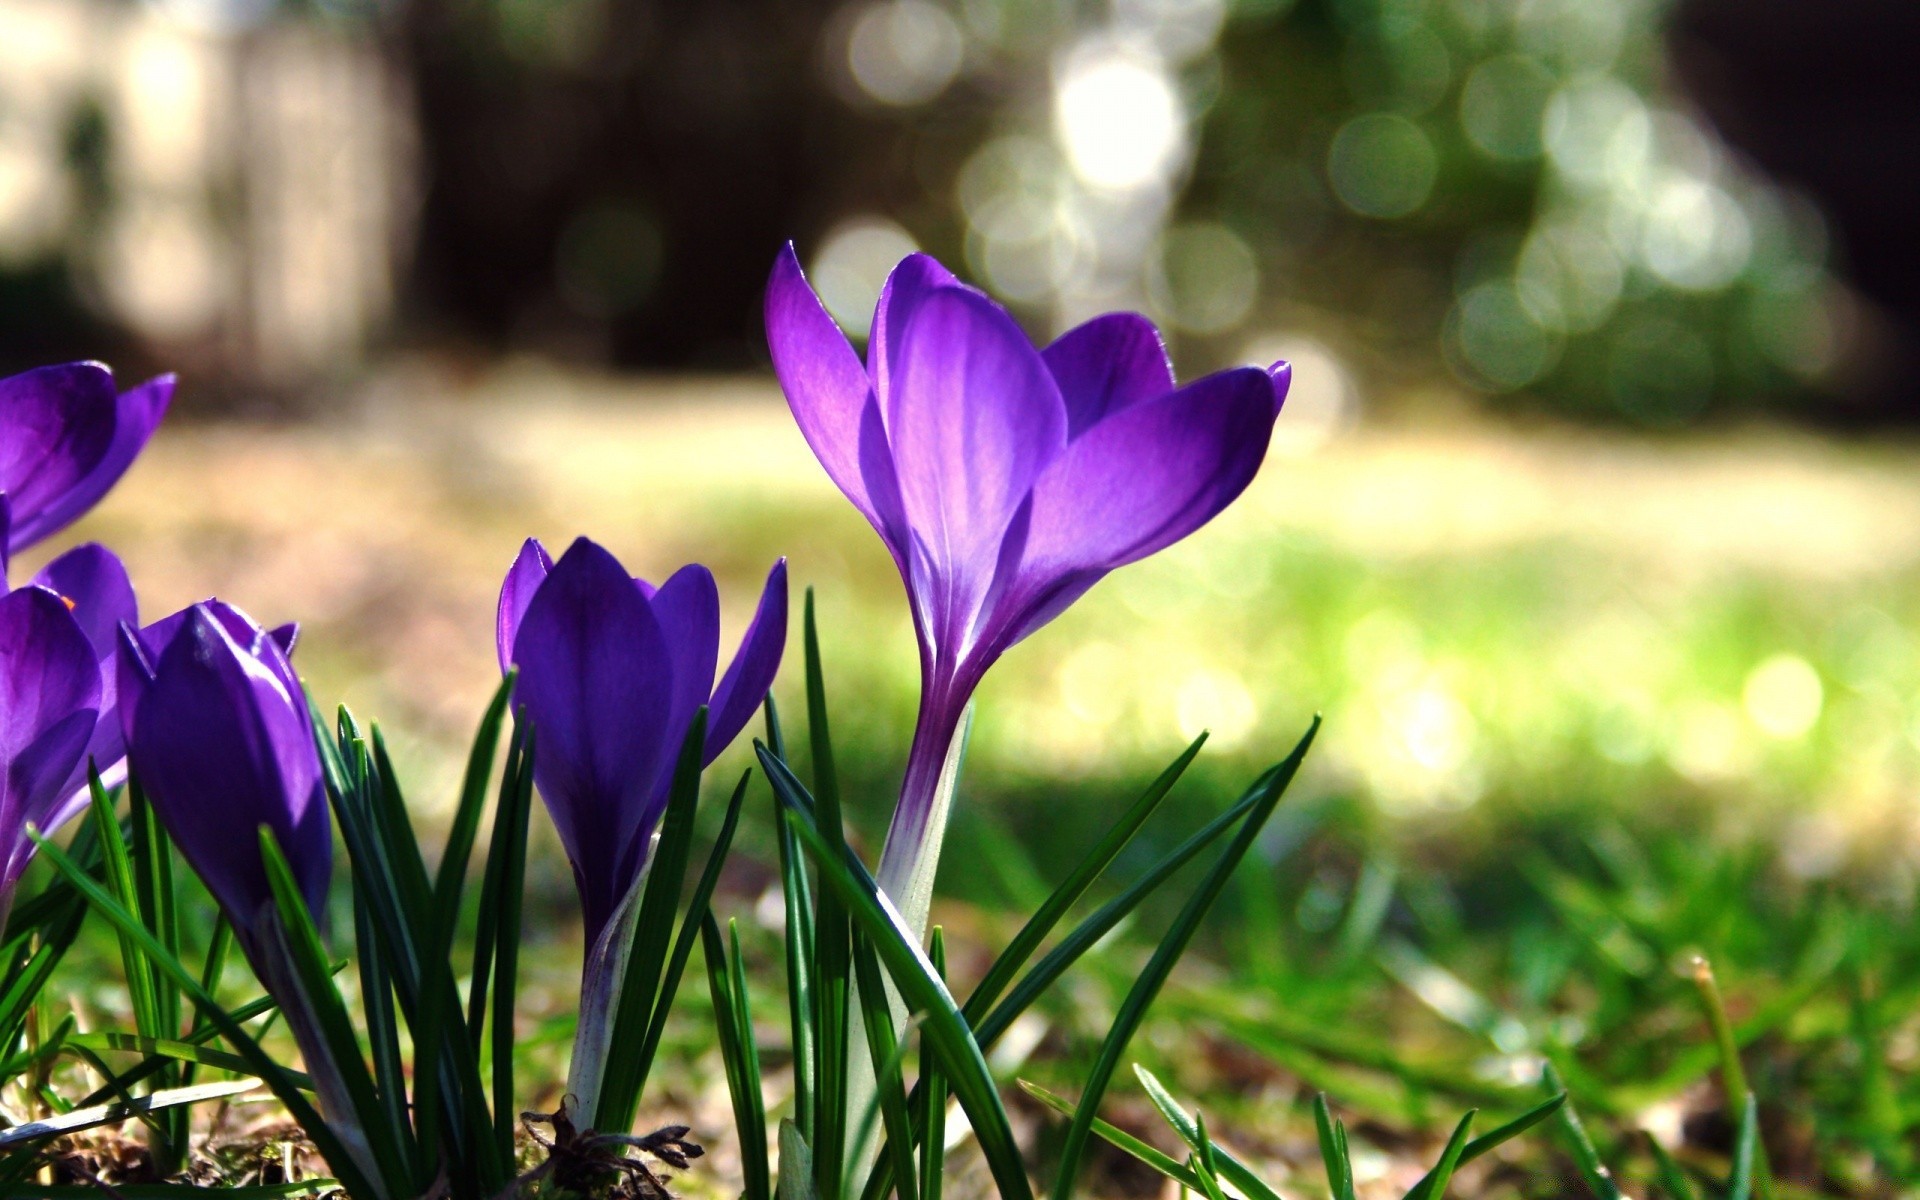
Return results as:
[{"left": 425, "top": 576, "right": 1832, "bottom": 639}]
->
[
  {"left": 634, "top": 768, "right": 753, "bottom": 1101},
  {"left": 1645, "top": 1132, "right": 1699, "bottom": 1200},
  {"left": 1314, "top": 1095, "right": 1356, "bottom": 1200},
  {"left": 850, "top": 930, "right": 919, "bottom": 1200},
  {"left": 1404, "top": 1110, "right": 1475, "bottom": 1200},
  {"left": 961, "top": 735, "right": 1206, "bottom": 1026},
  {"left": 771, "top": 776, "right": 1033, "bottom": 1200},
  {"left": 767, "top": 694, "right": 819, "bottom": 1146},
  {"left": 703, "top": 916, "right": 770, "bottom": 1200},
  {"left": 920, "top": 929, "right": 948, "bottom": 1200},
  {"left": 596, "top": 708, "right": 709, "bottom": 1134},
  {"left": 1131, "top": 1066, "right": 1285, "bottom": 1200},
  {"left": 1050, "top": 719, "right": 1318, "bottom": 1200},
  {"left": 801, "top": 590, "right": 851, "bottom": 1199},
  {"left": 29, "top": 832, "right": 381, "bottom": 1200},
  {"left": 975, "top": 761, "right": 1307, "bottom": 1050},
  {"left": 1727, "top": 1092, "right": 1758, "bottom": 1200},
  {"left": 1017, "top": 1079, "right": 1203, "bottom": 1191},
  {"left": 1188, "top": 1111, "right": 1231, "bottom": 1200},
  {"left": 67, "top": 1032, "right": 313, "bottom": 1088},
  {"left": 490, "top": 719, "right": 535, "bottom": 1158},
  {"left": 1542, "top": 1063, "right": 1626, "bottom": 1200},
  {"left": 258, "top": 829, "right": 414, "bottom": 1193}
]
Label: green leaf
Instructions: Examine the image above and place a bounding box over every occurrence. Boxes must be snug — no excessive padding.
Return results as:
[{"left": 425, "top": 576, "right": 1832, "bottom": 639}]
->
[
  {"left": 1645, "top": 1131, "right": 1699, "bottom": 1200},
  {"left": 1017, "top": 1079, "right": 1203, "bottom": 1192},
  {"left": 29, "top": 830, "right": 382, "bottom": 1200},
  {"left": 0, "top": 1079, "right": 260, "bottom": 1149},
  {"left": 596, "top": 707, "right": 709, "bottom": 1134},
  {"left": 766, "top": 697, "right": 819, "bottom": 1147},
  {"left": 1404, "top": 1109, "right": 1475, "bottom": 1200},
  {"left": 1131, "top": 1066, "right": 1284, "bottom": 1200},
  {"left": 766, "top": 758, "right": 1033, "bottom": 1200},
  {"left": 1542, "top": 1063, "right": 1626, "bottom": 1200},
  {"left": 67, "top": 1032, "right": 312, "bottom": 1089},
  {"left": 778, "top": 1119, "right": 819, "bottom": 1200},
  {"left": 961, "top": 734, "right": 1206, "bottom": 1027},
  {"left": 919, "top": 929, "right": 949, "bottom": 1200},
  {"left": 704, "top": 916, "right": 770, "bottom": 1200},
  {"left": 1314, "top": 1095, "right": 1356, "bottom": 1200},
  {"left": 1727, "top": 1093, "right": 1758, "bottom": 1200},
  {"left": 1050, "top": 719, "right": 1319, "bottom": 1200},
  {"left": 258, "top": 828, "right": 414, "bottom": 1195},
  {"left": 801, "top": 590, "right": 852, "bottom": 1199},
  {"left": 850, "top": 930, "right": 919, "bottom": 1200}
]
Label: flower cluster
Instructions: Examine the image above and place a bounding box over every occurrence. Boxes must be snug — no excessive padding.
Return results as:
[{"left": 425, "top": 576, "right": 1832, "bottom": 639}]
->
[{"left": 0, "top": 247, "right": 1288, "bottom": 1195}]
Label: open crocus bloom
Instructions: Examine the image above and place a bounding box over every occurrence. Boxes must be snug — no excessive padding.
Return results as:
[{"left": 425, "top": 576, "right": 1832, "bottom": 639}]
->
[
  {"left": 0, "top": 362, "right": 173, "bottom": 555},
  {"left": 765, "top": 245, "right": 1289, "bottom": 923},
  {"left": 497, "top": 536, "right": 788, "bottom": 949}
]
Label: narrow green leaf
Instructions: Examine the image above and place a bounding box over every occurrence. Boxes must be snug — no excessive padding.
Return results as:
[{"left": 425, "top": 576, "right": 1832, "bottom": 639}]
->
[
  {"left": 801, "top": 590, "right": 851, "bottom": 1200},
  {"left": 1542, "top": 1063, "right": 1626, "bottom": 1200},
  {"left": 258, "top": 829, "right": 414, "bottom": 1194},
  {"left": 919, "top": 929, "right": 948, "bottom": 1200},
  {"left": 851, "top": 930, "right": 919, "bottom": 1200},
  {"left": 1017, "top": 1080, "right": 1203, "bottom": 1191},
  {"left": 596, "top": 708, "right": 709, "bottom": 1134},
  {"left": 1131, "top": 1066, "right": 1284, "bottom": 1200},
  {"left": 1645, "top": 1132, "right": 1699, "bottom": 1200},
  {"left": 1314, "top": 1095, "right": 1356, "bottom": 1200},
  {"left": 769, "top": 769, "right": 1033, "bottom": 1200},
  {"left": 703, "top": 916, "right": 770, "bottom": 1200},
  {"left": 1051, "top": 719, "right": 1318, "bottom": 1200},
  {"left": 67, "top": 1032, "right": 312, "bottom": 1089},
  {"left": 1404, "top": 1109, "right": 1475, "bottom": 1200},
  {"left": 962, "top": 735, "right": 1206, "bottom": 1026},
  {"left": 1727, "top": 1093, "right": 1758, "bottom": 1200},
  {"left": 29, "top": 832, "right": 381, "bottom": 1200},
  {"left": 634, "top": 769, "right": 753, "bottom": 1105}
]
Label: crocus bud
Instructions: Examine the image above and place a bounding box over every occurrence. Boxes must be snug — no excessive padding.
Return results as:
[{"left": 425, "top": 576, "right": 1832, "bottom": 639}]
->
[{"left": 118, "top": 601, "right": 329, "bottom": 948}]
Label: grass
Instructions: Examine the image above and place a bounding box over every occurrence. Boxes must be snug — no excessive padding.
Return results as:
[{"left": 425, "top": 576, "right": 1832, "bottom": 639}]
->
[{"left": 15, "top": 366, "right": 1920, "bottom": 1194}]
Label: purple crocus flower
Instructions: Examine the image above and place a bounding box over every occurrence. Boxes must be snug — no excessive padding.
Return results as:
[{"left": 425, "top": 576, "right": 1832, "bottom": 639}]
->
[
  {"left": 497, "top": 535, "right": 786, "bottom": 1125},
  {"left": 0, "top": 583, "right": 102, "bottom": 930},
  {"left": 496, "top": 535, "right": 788, "bottom": 949},
  {"left": 0, "top": 362, "right": 173, "bottom": 555},
  {"left": 765, "top": 245, "right": 1289, "bottom": 919},
  {"left": 117, "top": 600, "right": 377, "bottom": 1187},
  {"left": 117, "top": 601, "right": 328, "bottom": 945},
  {"left": 0, "top": 497, "right": 144, "bottom": 924}
]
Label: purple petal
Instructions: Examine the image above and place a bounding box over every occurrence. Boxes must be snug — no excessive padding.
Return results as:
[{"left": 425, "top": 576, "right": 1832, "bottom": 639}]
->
[
  {"left": 1042, "top": 313, "right": 1176, "bottom": 439},
  {"left": 705, "top": 559, "right": 788, "bottom": 760},
  {"left": 496, "top": 538, "right": 553, "bottom": 673},
  {"left": 269, "top": 623, "right": 298, "bottom": 656},
  {"left": 646, "top": 563, "right": 721, "bottom": 758},
  {"left": 13, "top": 374, "right": 172, "bottom": 550},
  {"left": 766, "top": 246, "right": 892, "bottom": 527},
  {"left": 0, "top": 587, "right": 100, "bottom": 889},
  {"left": 509, "top": 537, "right": 676, "bottom": 945},
  {"left": 885, "top": 286, "right": 1067, "bottom": 646},
  {"left": 867, "top": 253, "right": 959, "bottom": 405},
  {"left": 0, "top": 495, "right": 10, "bottom": 587},
  {"left": 1021, "top": 365, "right": 1280, "bottom": 575},
  {"left": 0, "top": 363, "right": 118, "bottom": 552},
  {"left": 130, "top": 605, "right": 329, "bottom": 928},
  {"left": 32, "top": 544, "right": 138, "bottom": 663}
]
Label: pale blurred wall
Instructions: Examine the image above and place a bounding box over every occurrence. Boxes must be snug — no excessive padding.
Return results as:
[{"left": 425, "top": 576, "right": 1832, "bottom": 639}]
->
[{"left": 0, "top": 0, "right": 412, "bottom": 388}]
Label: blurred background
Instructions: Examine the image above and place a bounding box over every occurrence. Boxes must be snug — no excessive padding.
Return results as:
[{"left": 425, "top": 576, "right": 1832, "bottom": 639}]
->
[
  {"left": 11, "top": 0, "right": 1920, "bottom": 890},
  {"left": 2, "top": 0, "right": 1915, "bottom": 416},
  {"left": 12, "top": 0, "right": 1920, "bottom": 1186}
]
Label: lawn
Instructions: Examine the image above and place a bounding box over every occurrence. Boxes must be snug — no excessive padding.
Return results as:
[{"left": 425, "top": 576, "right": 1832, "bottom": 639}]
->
[{"left": 21, "top": 364, "right": 1920, "bottom": 1196}]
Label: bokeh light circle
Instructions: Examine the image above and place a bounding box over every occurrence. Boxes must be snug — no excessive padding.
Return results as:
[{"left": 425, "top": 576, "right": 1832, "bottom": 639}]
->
[{"left": 1327, "top": 112, "right": 1437, "bottom": 219}]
